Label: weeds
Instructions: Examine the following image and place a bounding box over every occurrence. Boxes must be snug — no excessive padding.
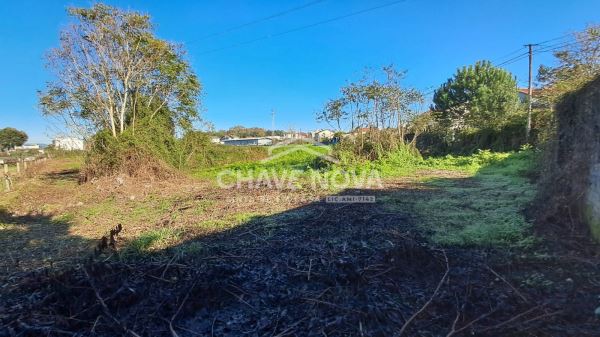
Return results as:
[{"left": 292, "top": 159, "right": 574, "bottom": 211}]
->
[
  {"left": 383, "top": 149, "right": 538, "bottom": 247},
  {"left": 127, "top": 228, "right": 181, "bottom": 253}
]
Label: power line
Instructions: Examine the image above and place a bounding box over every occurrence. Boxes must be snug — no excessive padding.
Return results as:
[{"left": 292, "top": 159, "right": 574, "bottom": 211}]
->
[
  {"left": 426, "top": 33, "right": 578, "bottom": 98},
  {"left": 535, "top": 33, "right": 572, "bottom": 46},
  {"left": 491, "top": 46, "right": 527, "bottom": 64},
  {"left": 191, "top": 0, "right": 327, "bottom": 42},
  {"left": 197, "top": 0, "right": 407, "bottom": 55},
  {"left": 492, "top": 33, "right": 576, "bottom": 67},
  {"left": 495, "top": 51, "right": 530, "bottom": 67}
]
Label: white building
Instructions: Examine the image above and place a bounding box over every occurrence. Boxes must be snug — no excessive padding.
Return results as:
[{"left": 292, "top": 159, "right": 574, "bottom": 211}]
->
[
  {"left": 222, "top": 137, "right": 272, "bottom": 146},
  {"left": 14, "top": 144, "right": 40, "bottom": 150},
  {"left": 53, "top": 137, "right": 85, "bottom": 150},
  {"left": 284, "top": 131, "right": 310, "bottom": 140},
  {"left": 311, "top": 129, "right": 335, "bottom": 142}
]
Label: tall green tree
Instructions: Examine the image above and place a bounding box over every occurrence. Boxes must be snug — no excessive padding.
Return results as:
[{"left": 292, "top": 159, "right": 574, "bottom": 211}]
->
[
  {"left": 39, "top": 4, "right": 201, "bottom": 138},
  {"left": 0, "top": 128, "right": 28, "bottom": 151},
  {"left": 433, "top": 60, "right": 520, "bottom": 130}
]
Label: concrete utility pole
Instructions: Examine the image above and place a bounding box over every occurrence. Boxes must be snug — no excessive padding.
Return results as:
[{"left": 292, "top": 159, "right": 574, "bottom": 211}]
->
[
  {"left": 525, "top": 43, "right": 538, "bottom": 143},
  {"left": 271, "top": 108, "right": 275, "bottom": 135}
]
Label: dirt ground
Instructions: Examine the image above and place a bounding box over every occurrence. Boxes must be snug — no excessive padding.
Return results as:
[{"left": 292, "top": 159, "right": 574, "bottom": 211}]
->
[{"left": 1, "top": 159, "right": 600, "bottom": 336}]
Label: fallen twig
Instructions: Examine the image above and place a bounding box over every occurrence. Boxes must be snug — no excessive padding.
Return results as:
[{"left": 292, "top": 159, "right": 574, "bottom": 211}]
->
[
  {"left": 397, "top": 250, "right": 449, "bottom": 336},
  {"left": 82, "top": 266, "right": 141, "bottom": 337},
  {"left": 485, "top": 265, "right": 529, "bottom": 303},
  {"left": 478, "top": 304, "right": 544, "bottom": 332}
]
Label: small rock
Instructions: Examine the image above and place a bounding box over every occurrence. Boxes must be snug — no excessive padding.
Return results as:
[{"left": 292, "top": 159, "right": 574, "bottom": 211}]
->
[
  {"left": 566, "top": 278, "right": 573, "bottom": 283},
  {"left": 595, "top": 306, "right": 600, "bottom": 316},
  {"left": 129, "top": 195, "right": 135, "bottom": 201},
  {"left": 116, "top": 176, "right": 124, "bottom": 185},
  {"left": 76, "top": 201, "right": 84, "bottom": 206}
]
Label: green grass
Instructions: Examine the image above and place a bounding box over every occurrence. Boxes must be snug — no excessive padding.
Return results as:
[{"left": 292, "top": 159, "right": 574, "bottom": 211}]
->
[
  {"left": 149, "top": 144, "right": 540, "bottom": 249},
  {"left": 419, "top": 174, "right": 535, "bottom": 246},
  {"left": 192, "top": 145, "right": 331, "bottom": 180},
  {"left": 127, "top": 228, "right": 182, "bottom": 253},
  {"left": 191, "top": 145, "right": 269, "bottom": 169},
  {"left": 193, "top": 142, "right": 539, "bottom": 248},
  {"left": 78, "top": 194, "right": 176, "bottom": 226},
  {"left": 382, "top": 149, "right": 538, "bottom": 247}
]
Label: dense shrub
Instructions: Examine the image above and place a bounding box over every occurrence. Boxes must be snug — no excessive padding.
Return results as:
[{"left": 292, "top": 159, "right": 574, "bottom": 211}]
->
[
  {"left": 417, "top": 114, "right": 530, "bottom": 155},
  {"left": 80, "top": 130, "right": 179, "bottom": 182},
  {"left": 188, "top": 144, "right": 269, "bottom": 168},
  {"left": 333, "top": 129, "right": 421, "bottom": 164},
  {"left": 80, "top": 116, "right": 207, "bottom": 181}
]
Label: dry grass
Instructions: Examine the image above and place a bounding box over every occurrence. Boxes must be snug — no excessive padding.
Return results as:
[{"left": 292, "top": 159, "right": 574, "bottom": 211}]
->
[{"left": 0, "top": 157, "right": 332, "bottom": 272}]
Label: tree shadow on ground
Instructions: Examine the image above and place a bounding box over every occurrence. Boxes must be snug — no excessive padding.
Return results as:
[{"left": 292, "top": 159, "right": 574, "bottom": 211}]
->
[
  {"left": 41, "top": 168, "right": 80, "bottom": 183},
  {"left": 2, "top": 154, "right": 600, "bottom": 336},
  {"left": 0, "top": 164, "right": 92, "bottom": 275},
  {"left": 0, "top": 207, "right": 93, "bottom": 275}
]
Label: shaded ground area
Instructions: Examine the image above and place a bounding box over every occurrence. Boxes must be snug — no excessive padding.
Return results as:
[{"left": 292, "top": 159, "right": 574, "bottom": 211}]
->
[
  {"left": 1, "top": 159, "right": 600, "bottom": 336},
  {"left": 0, "top": 209, "right": 92, "bottom": 275}
]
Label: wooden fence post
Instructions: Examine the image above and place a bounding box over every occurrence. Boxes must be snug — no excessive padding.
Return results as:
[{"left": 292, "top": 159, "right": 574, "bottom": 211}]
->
[
  {"left": 3, "top": 164, "right": 7, "bottom": 175},
  {"left": 4, "top": 175, "right": 10, "bottom": 192}
]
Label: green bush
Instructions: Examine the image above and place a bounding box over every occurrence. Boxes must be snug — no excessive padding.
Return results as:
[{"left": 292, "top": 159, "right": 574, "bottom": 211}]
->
[
  {"left": 333, "top": 129, "right": 422, "bottom": 164},
  {"left": 188, "top": 143, "right": 269, "bottom": 169},
  {"left": 81, "top": 117, "right": 210, "bottom": 180},
  {"left": 417, "top": 114, "right": 529, "bottom": 155}
]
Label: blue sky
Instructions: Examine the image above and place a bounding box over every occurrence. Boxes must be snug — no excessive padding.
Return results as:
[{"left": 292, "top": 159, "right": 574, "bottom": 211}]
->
[{"left": 0, "top": 0, "right": 598, "bottom": 143}]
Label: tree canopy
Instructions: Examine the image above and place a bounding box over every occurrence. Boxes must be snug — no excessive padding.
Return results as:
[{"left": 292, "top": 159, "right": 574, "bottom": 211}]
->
[
  {"left": 432, "top": 60, "right": 520, "bottom": 130},
  {"left": 0, "top": 128, "right": 28, "bottom": 151},
  {"left": 39, "top": 3, "right": 201, "bottom": 138},
  {"left": 538, "top": 24, "right": 600, "bottom": 104}
]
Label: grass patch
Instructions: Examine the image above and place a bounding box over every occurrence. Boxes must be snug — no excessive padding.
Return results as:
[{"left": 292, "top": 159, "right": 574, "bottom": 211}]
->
[
  {"left": 192, "top": 145, "right": 331, "bottom": 179},
  {"left": 78, "top": 194, "right": 175, "bottom": 226},
  {"left": 383, "top": 149, "right": 538, "bottom": 247},
  {"left": 195, "top": 212, "right": 262, "bottom": 231},
  {"left": 127, "top": 228, "right": 181, "bottom": 253}
]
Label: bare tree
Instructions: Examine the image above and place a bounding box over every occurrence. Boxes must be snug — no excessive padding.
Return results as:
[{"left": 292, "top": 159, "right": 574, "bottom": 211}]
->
[
  {"left": 319, "top": 65, "right": 423, "bottom": 137},
  {"left": 39, "top": 4, "right": 201, "bottom": 138}
]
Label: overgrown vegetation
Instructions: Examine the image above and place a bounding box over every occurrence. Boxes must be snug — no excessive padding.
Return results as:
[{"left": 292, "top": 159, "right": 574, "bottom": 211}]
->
[
  {"left": 40, "top": 4, "right": 202, "bottom": 180},
  {"left": 414, "top": 151, "right": 537, "bottom": 246}
]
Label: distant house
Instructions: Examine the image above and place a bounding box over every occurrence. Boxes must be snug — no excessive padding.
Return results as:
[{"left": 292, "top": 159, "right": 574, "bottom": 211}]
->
[
  {"left": 351, "top": 127, "right": 373, "bottom": 135},
  {"left": 222, "top": 137, "right": 272, "bottom": 146},
  {"left": 14, "top": 144, "right": 40, "bottom": 151},
  {"left": 311, "top": 129, "right": 335, "bottom": 142},
  {"left": 53, "top": 137, "right": 84, "bottom": 150},
  {"left": 284, "top": 131, "right": 310, "bottom": 140},
  {"left": 517, "top": 88, "right": 542, "bottom": 103},
  {"left": 517, "top": 88, "right": 549, "bottom": 110}
]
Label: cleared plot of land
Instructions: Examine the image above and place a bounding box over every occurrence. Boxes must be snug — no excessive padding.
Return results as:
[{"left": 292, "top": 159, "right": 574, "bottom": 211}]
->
[{"left": 1, "top": 153, "right": 599, "bottom": 336}]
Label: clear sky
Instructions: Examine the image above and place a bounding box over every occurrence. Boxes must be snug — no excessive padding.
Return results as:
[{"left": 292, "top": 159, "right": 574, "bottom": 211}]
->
[{"left": 1, "top": 0, "right": 598, "bottom": 143}]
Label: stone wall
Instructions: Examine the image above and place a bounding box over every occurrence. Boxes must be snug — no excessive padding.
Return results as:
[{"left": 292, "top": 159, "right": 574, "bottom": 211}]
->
[{"left": 543, "top": 76, "right": 600, "bottom": 240}]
